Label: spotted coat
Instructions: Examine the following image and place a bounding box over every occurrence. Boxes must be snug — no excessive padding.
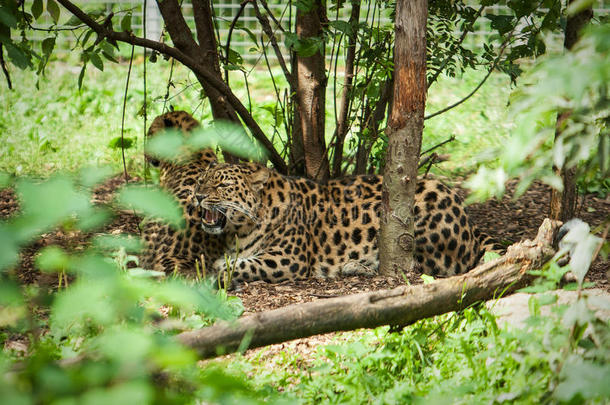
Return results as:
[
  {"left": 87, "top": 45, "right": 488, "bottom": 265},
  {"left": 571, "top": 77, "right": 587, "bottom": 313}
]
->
[
  {"left": 140, "top": 111, "right": 225, "bottom": 274},
  {"left": 193, "top": 162, "right": 497, "bottom": 285}
]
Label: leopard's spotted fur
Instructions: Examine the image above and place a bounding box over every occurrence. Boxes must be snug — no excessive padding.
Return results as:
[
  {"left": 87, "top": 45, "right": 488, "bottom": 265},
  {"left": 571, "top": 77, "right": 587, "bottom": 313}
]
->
[
  {"left": 193, "top": 162, "right": 498, "bottom": 285},
  {"left": 140, "top": 111, "right": 224, "bottom": 274}
]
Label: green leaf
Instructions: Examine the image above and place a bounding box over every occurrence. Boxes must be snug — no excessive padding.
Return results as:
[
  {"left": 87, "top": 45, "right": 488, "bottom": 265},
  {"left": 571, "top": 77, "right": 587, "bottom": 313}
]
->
[
  {"left": 555, "top": 361, "right": 610, "bottom": 401},
  {"left": 81, "top": 29, "right": 94, "bottom": 49},
  {"left": 116, "top": 185, "right": 184, "bottom": 228},
  {"left": 51, "top": 275, "right": 118, "bottom": 335},
  {"left": 189, "top": 122, "right": 268, "bottom": 161},
  {"left": 36, "top": 245, "right": 70, "bottom": 273},
  {"left": 94, "top": 327, "right": 153, "bottom": 363},
  {"left": 31, "top": 0, "right": 43, "bottom": 20},
  {"left": 0, "top": 6, "right": 17, "bottom": 28},
  {"left": 236, "top": 23, "right": 258, "bottom": 46},
  {"left": 127, "top": 268, "right": 165, "bottom": 278},
  {"left": 3, "top": 41, "right": 31, "bottom": 69},
  {"left": 260, "top": 104, "right": 284, "bottom": 127},
  {"left": 75, "top": 206, "right": 112, "bottom": 231},
  {"left": 12, "top": 177, "right": 91, "bottom": 242},
  {"left": 78, "top": 165, "right": 114, "bottom": 188},
  {"left": 101, "top": 50, "right": 118, "bottom": 64},
  {"left": 92, "top": 234, "right": 143, "bottom": 253},
  {"left": 145, "top": 129, "right": 188, "bottom": 162},
  {"left": 121, "top": 12, "right": 132, "bottom": 32},
  {"left": 329, "top": 20, "right": 352, "bottom": 35},
  {"left": 0, "top": 225, "right": 19, "bottom": 272},
  {"left": 41, "top": 36, "right": 55, "bottom": 56},
  {"left": 108, "top": 136, "right": 134, "bottom": 149},
  {"left": 65, "top": 15, "right": 82, "bottom": 26},
  {"left": 89, "top": 51, "right": 104, "bottom": 71},
  {"left": 0, "top": 172, "right": 11, "bottom": 190},
  {"left": 486, "top": 14, "right": 514, "bottom": 36},
  {"left": 46, "top": 0, "right": 60, "bottom": 23},
  {"left": 81, "top": 381, "right": 153, "bottom": 405},
  {"left": 483, "top": 251, "right": 501, "bottom": 262},
  {"left": 78, "top": 63, "right": 86, "bottom": 90}
]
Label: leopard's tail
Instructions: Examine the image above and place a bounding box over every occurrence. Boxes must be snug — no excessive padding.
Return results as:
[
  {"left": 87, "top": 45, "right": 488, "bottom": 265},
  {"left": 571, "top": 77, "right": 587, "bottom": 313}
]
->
[{"left": 474, "top": 227, "right": 505, "bottom": 263}]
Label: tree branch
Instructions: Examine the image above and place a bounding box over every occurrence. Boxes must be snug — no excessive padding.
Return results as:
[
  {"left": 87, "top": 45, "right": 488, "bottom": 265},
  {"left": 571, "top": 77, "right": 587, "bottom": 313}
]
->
[
  {"left": 0, "top": 44, "right": 12, "bottom": 90},
  {"left": 54, "top": 0, "right": 287, "bottom": 173},
  {"left": 427, "top": 4, "right": 485, "bottom": 89},
  {"left": 178, "top": 219, "right": 562, "bottom": 358},
  {"left": 252, "top": 0, "right": 294, "bottom": 90},
  {"left": 331, "top": 0, "right": 360, "bottom": 177},
  {"left": 424, "top": 32, "right": 512, "bottom": 121},
  {"left": 156, "top": 0, "right": 201, "bottom": 56},
  {"left": 224, "top": 0, "right": 250, "bottom": 85}
]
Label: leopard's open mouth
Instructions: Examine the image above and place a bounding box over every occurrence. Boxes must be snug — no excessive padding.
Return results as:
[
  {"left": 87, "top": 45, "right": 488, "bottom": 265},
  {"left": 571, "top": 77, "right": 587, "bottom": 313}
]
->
[{"left": 200, "top": 207, "right": 227, "bottom": 234}]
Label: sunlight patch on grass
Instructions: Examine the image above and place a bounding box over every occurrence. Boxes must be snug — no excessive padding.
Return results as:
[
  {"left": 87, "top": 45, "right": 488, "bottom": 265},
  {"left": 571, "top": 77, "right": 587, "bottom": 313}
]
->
[{"left": 1, "top": 61, "right": 514, "bottom": 177}]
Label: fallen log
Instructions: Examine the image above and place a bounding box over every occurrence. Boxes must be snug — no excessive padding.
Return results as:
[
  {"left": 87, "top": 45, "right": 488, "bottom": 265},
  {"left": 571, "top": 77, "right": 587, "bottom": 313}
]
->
[{"left": 178, "top": 219, "right": 561, "bottom": 358}]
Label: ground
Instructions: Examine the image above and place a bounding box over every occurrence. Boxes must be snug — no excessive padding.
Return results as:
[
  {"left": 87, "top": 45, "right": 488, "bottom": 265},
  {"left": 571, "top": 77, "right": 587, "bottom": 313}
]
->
[{"left": 1, "top": 174, "right": 608, "bottom": 313}]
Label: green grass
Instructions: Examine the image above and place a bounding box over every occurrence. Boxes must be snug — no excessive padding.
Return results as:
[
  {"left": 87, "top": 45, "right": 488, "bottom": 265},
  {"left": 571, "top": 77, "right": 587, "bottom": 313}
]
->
[
  {"left": 0, "top": 57, "right": 513, "bottom": 178},
  {"left": 217, "top": 297, "right": 609, "bottom": 404},
  {"left": 424, "top": 71, "right": 513, "bottom": 175}
]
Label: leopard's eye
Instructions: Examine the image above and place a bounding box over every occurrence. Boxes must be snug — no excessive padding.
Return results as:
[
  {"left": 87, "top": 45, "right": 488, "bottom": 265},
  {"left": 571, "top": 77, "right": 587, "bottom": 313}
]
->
[{"left": 218, "top": 182, "right": 233, "bottom": 188}]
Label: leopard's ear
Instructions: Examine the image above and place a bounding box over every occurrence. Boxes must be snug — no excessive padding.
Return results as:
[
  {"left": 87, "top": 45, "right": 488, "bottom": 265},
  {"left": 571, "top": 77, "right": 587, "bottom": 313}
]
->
[{"left": 248, "top": 165, "right": 270, "bottom": 192}]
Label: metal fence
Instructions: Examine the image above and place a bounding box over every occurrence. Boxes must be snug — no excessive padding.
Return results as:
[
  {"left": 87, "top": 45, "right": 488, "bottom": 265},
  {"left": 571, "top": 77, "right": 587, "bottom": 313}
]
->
[{"left": 26, "top": 0, "right": 610, "bottom": 62}]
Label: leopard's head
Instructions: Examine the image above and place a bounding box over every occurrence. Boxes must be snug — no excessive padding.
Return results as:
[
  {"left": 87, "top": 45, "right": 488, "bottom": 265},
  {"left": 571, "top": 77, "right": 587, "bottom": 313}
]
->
[
  {"left": 192, "top": 163, "right": 269, "bottom": 235},
  {"left": 146, "top": 111, "right": 218, "bottom": 171}
]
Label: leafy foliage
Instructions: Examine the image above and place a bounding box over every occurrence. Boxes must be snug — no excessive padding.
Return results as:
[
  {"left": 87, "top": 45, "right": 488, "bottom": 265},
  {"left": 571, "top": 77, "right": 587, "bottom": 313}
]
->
[
  {"left": 146, "top": 122, "right": 268, "bottom": 164},
  {"left": 244, "top": 276, "right": 609, "bottom": 403},
  {"left": 0, "top": 172, "right": 280, "bottom": 404},
  {"left": 467, "top": 25, "right": 610, "bottom": 200}
]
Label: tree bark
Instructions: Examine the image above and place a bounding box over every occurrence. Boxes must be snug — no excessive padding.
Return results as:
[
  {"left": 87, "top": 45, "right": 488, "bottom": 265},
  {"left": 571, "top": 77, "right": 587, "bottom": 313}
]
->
[
  {"left": 178, "top": 219, "right": 561, "bottom": 359},
  {"left": 549, "top": 1, "right": 593, "bottom": 221},
  {"left": 354, "top": 77, "right": 393, "bottom": 175},
  {"left": 378, "top": 0, "right": 427, "bottom": 276},
  {"left": 295, "top": 0, "right": 330, "bottom": 183}
]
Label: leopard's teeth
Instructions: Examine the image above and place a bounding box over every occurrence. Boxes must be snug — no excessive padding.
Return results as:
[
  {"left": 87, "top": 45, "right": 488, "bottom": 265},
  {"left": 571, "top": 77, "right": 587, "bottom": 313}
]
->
[{"left": 203, "top": 208, "right": 221, "bottom": 224}]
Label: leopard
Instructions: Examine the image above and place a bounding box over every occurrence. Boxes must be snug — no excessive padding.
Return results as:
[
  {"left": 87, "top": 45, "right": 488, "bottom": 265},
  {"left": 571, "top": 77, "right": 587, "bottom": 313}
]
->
[
  {"left": 140, "top": 110, "right": 225, "bottom": 274},
  {"left": 192, "top": 161, "right": 498, "bottom": 286}
]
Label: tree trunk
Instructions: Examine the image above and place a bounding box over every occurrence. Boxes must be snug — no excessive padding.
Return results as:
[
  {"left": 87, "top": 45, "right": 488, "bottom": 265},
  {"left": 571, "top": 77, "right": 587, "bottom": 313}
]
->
[
  {"left": 289, "top": 56, "right": 306, "bottom": 176},
  {"left": 178, "top": 219, "right": 561, "bottom": 359},
  {"left": 164, "top": 0, "right": 239, "bottom": 163},
  {"left": 331, "top": 0, "right": 360, "bottom": 177},
  {"left": 549, "top": 1, "right": 593, "bottom": 221},
  {"left": 378, "top": 0, "right": 427, "bottom": 276},
  {"left": 295, "top": 0, "right": 330, "bottom": 183},
  {"left": 354, "top": 77, "right": 393, "bottom": 175}
]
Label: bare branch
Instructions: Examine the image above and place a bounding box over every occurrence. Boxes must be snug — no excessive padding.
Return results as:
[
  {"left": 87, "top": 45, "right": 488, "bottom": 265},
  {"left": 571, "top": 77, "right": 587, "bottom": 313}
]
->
[
  {"left": 224, "top": 0, "right": 250, "bottom": 84},
  {"left": 424, "top": 33, "right": 512, "bottom": 121},
  {"left": 331, "top": 0, "right": 360, "bottom": 177},
  {"left": 0, "top": 44, "right": 12, "bottom": 90},
  {"left": 427, "top": 4, "right": 485, "bottom": 89},
  {"left": 120, "top": 44, "right": 135, "bottom": 181},
  {"left": 252, "top": 0, "right": 294, "bottom": 89}
]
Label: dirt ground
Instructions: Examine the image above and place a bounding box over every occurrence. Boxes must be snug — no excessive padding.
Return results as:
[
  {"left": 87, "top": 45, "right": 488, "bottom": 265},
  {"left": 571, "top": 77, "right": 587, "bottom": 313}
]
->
[{"left": 1, "top": 175, "right": 608, "bottom": 316}]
